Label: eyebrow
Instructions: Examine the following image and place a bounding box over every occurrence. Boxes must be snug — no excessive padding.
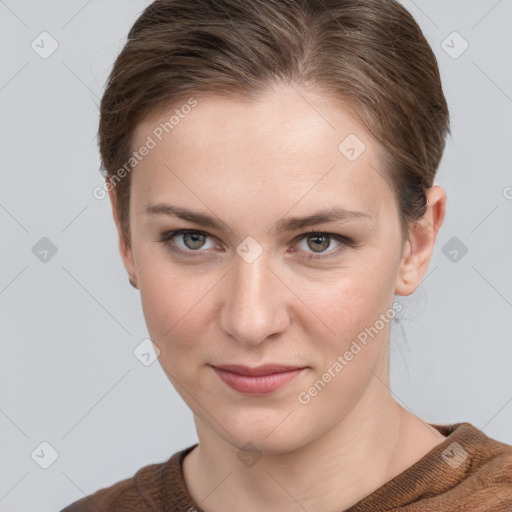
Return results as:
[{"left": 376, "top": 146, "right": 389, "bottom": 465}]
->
[{"left": 145, "top": 203, "right": 371, "bottom": 235}]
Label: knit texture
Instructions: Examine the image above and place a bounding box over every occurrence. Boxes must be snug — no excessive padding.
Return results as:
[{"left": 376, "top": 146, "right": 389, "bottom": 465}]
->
[{"left": 60, "top": 422, "right": 512, "bottom": 511}]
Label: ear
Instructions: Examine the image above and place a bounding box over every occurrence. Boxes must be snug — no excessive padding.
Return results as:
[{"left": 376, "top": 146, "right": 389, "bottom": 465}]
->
[
  {"left": 107, "top": 184, "right": 137, "bottom": 286},
  {"left": 395, "top": 185, "right": 446, "bottom": 296}
]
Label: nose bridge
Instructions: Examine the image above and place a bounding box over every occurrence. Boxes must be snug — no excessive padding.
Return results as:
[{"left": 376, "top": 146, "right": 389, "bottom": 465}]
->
[{"left": 220, "top": 248, "right": 288, "bottom": 345}]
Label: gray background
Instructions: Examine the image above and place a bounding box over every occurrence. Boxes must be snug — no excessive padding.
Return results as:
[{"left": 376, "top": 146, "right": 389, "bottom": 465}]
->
[{"left": 1, "top": 1, "right": 511, "bottom": 510}]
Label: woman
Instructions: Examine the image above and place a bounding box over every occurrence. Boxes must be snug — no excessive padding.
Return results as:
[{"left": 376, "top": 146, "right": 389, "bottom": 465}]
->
[{"left": 62, "top": 0, "right": 512, "bottom": 510}]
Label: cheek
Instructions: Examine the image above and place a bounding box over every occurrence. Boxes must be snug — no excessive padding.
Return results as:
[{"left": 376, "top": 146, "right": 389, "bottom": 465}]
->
[
  {"left": 292, "top": 262, "right": 396, "bottom": 339},
  {"left": 136, "top": 249, "right": 217, "bottom": 357},
  {"left": 292, "top": 274, "right": 396, "bottom": 423}
]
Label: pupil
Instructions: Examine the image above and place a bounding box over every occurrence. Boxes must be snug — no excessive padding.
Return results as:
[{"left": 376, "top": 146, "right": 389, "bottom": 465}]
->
[
  {"left": 185, "top": 233, "right": 204, "bottom": 249},
  {"left": 309, "top": 234, "right": 329, "bottom": 253}
]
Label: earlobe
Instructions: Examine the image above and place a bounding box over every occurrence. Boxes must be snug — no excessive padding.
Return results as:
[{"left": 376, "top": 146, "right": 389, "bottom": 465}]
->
[
  {"left": 107, "top": 184, "right": 137, "bottom": 285},
  {"left": 394, "top": 186, "right": 447, "bottom": 296}
]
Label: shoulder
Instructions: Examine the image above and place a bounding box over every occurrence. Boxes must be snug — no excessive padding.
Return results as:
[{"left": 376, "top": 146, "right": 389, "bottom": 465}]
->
[
  {"left": 465, "top": 427, "right": 512, "bottom": 497},
  {"left": 60, "top": 462, "right": 163, "bottom": 512},
  {"left": 435, "top": 422, "right": 512, "bottom": 509},
  {"left": 348, "top": 422, "right": 512, "bottom": 512},
  {"left": 59, "top": 445, "right": 196, "bottom": 512}
]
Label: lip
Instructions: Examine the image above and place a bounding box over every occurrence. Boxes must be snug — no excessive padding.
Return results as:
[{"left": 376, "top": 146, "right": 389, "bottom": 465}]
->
[{"left": 210, "top": 364, "right": 307, "bottom": 394}]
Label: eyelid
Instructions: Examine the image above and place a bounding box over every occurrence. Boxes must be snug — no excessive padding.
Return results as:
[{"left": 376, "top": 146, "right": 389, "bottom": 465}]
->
[
  {"left": 156, "top": 229, "right": 217, "bottom": 258},
  {"left": 293, "top": 229, "right": 350, "bottom": 260},
  {"left": 156, "top": 228, "right": 352, "bottom": 260}
]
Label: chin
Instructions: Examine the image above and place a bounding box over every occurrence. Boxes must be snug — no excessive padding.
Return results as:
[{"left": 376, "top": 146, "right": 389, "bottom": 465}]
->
[{"left": 219, "top": 414, "right": 313, "bottom": 456}]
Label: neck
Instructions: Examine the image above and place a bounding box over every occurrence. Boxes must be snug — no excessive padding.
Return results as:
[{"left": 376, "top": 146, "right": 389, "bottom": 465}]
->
[{"left": 182, "top": 375, "right": 444, "bottom": 512}]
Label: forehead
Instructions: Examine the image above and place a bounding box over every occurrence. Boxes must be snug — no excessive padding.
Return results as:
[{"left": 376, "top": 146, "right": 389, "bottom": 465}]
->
[{"left": 130, "top": 87, "right": 393, "bottom": 219}]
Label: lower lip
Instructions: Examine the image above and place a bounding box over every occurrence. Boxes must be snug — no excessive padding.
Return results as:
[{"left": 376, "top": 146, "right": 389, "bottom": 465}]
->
[{"left": 212, "top": 367, "right": 305, "bottom": 394}]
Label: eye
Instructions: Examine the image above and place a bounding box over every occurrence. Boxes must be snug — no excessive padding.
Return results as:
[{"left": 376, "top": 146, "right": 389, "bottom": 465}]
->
[
  {"left": 155, "top": 228, "right": 352, "bottom": 260},
  {"left": 156, "top": 229, "right": 217, "bottom": 258},
  {"left": 293, "top": 230, "right": 350, "bottom": 261}
]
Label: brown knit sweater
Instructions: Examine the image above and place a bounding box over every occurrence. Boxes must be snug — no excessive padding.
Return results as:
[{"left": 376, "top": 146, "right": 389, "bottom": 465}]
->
[{"left": 61, "top": 422, "right": 512, "bottom": 511}]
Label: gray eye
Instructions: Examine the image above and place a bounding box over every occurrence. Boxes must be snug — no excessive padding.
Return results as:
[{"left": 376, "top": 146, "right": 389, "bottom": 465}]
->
[
  {"left": 305, "top": 233, "right": 332, "bottom": 253},
  {"left": 181, "top": 232, "right": 207, "bottom": 250}
]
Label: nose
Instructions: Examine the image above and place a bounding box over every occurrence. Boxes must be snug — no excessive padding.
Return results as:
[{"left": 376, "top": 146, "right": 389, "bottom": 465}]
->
[{"left": 219, "top": 251, "right": 290, "bottom": 347}]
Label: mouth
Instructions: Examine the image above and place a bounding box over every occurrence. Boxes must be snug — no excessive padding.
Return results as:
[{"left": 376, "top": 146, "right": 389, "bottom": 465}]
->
[{"left": 209, "top": 364, "right": 307, "bottom": 394}]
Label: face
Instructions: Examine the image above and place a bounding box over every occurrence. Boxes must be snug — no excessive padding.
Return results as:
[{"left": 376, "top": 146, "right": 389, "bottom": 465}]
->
[{"left": 115, "top": 86, "right": 411, "bottom": 454}]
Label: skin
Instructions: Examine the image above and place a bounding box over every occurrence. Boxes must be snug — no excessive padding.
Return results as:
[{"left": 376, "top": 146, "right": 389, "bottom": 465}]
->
[{"left": 108, "top": 85, "right": 447, "bottom": 512}]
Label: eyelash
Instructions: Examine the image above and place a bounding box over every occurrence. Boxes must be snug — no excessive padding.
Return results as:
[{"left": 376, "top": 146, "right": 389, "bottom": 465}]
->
[{"left": 154, "top": 229, "right": 353, "bottom": 262}]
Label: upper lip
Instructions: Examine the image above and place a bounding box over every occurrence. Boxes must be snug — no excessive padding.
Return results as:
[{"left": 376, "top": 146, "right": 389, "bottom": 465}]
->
[{"left": 211, "top": 364, "right": 306, "bottom": 376}]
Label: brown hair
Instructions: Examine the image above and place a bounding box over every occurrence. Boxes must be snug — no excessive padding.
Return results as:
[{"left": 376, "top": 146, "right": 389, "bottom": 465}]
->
[{"left": 99, "top": 0, "right": 450, "bottom": 247}]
